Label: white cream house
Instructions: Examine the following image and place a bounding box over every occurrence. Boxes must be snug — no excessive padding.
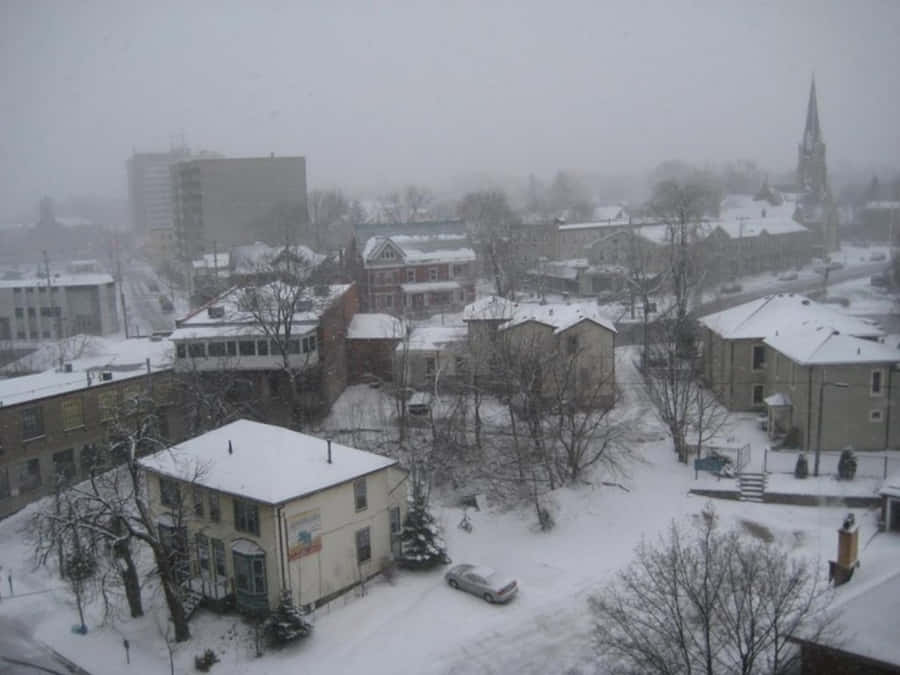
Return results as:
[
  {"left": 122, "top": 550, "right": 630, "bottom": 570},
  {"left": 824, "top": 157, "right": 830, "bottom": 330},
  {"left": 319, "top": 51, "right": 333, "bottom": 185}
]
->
[{"left": 139, "top": 420, "right": 407, "bottom": 613}]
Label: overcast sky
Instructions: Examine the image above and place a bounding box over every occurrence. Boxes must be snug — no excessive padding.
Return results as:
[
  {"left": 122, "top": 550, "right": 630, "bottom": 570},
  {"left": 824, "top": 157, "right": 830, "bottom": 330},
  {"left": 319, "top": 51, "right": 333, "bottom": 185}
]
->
[{"left": 3, "top": 0, "right": 899, "bottom": 218}]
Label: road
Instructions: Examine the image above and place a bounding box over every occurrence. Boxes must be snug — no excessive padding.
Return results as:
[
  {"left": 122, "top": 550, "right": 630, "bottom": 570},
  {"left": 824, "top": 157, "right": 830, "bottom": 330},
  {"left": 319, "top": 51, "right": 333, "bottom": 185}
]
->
[
  {"left": 0, "top": 614, "right": 91, "bottom": 675},
  {"left": 695, "top": 260, "right": 889, "bottom": 316},
  {"left": 120, "top": 261, "right": 178, "bottom": 337}
]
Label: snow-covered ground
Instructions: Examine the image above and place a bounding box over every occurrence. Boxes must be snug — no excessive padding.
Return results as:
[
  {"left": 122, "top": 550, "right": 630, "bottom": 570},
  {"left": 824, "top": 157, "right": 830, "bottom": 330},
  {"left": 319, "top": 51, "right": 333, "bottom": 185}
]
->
[{"left": 1, "top": 347, "right": 897, "bottom": 674}]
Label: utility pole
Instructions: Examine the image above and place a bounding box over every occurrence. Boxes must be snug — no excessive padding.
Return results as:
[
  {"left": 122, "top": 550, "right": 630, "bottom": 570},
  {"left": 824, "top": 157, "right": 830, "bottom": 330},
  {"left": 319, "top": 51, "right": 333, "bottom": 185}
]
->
[{"left": 114, "top": 236, "right": 130, "bottom": 338}]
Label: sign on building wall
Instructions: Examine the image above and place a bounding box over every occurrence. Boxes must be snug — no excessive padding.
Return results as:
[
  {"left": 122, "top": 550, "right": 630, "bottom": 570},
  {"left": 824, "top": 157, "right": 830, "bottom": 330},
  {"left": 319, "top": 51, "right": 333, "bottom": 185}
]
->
[{"left": 288, "top": 508, "right": 322, "bottom": 560}]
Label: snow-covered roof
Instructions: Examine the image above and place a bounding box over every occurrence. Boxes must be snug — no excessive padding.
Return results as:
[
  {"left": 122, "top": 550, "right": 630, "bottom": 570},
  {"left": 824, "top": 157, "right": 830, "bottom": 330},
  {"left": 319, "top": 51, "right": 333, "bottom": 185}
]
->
[
  {"left": 698, "top": 294, "right": 882, "bottom": 340},
  {"left": 139, "top": 420, "right": 398, "bottom": 505},
  {"left": 347, "top": 313, "right": 405, "bottom": 340},
  {"left": 558, "top": 220, "right": 628, "bottom": 232},
  {"left": 399, "top": 281, "right": 460, "bottom": 293},
  {"left": 719, "top": 193, "right": 797, "bottom": 222},
  {"left": 865, "top": 201, "right": 900, "bottom": 210},
  {"left": 592, "top": 205, "right": 626, "bottom": 222},
  {"left": 171, "top": 283, "right": 351, "bottom": 341},
  {"left": 881, "top": 472, "right": 900, "bottom": 498},
  {"left": 230, "top": 242, "right": 325, "bottom": 275},
  {"left": 528, "top": 259, "right": 589, "bottom": 281},
  {"left": 463, "top": 296, "right": 516, "bottom": 322},
  {"left": 704, "top": 217, "right": 808, "bottom": 239},
  {"left": 363, "top": 235, "right": 476, "bottom": 265},
  {"left": 0, "top": 336, "right": 173, "bottom": 407},
  {"left": 399, "top": 325, "right": 468, "bottom": 352},
  {"left": 764, "top": 325, "right": 900, "bottom": 366},
  {"left": 192, "top": 252, "right": 230, "bottom": 270},
  {"left": 500, "top": 301, "right": 617, "bottom": 335},
  {"left": 0, "top": 273, "right": 114, "bottom": 289},
  {"left": 791, "top": 570, "right": 900, "bottom": 668},
  {"left": 764, "top": 392, "right": 792, "bottom": 407}
]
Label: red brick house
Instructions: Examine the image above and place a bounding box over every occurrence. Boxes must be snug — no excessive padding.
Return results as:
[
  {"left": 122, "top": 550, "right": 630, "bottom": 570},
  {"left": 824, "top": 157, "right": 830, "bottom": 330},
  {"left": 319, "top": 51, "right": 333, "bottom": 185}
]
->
[{"left": 360, "top": 235, "right": 476, "bottom": 316}]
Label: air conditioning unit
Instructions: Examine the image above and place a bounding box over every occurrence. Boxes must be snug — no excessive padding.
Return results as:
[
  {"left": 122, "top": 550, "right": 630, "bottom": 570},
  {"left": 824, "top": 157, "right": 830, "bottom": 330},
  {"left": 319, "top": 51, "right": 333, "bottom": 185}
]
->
[
  {"left": 101, "top": 371, "right": 113, "bottom": 382},
  {"left": 207, "top": 306, "right": 225, "bottom": 319}
]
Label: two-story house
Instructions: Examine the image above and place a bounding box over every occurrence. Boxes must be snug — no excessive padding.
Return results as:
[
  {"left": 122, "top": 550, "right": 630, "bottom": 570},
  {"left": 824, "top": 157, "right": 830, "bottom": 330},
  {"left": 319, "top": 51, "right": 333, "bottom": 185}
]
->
[
  {"left": 698, "top": 294, "right": 882, "bottom": 411},
  {"left": 463, "top": 297, "right": 617, "bottom": 409},
  {"left": 0, "top": 338, "right": 183, "bottom": 518},
  {"left": 169, "top": 283, "right": 359, "bottom": 418},
  {"left": 139, "top": 420, "right": 407, "bottom": 612},
  {"left": 763, "top": 324, "right": 900, "bottom": 452},
  {"left": 360, "top": 235, "right": 476, "bottom": 315}
]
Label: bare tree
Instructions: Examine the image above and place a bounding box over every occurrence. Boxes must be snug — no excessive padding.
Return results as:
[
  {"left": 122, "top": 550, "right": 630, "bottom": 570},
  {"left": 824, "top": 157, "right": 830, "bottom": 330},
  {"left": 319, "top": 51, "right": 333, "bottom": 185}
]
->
[
  {"left": 589, "top": 506, "right": 834, "bottom": 675},
  {"left": 457, "top": 190, "right": 518, "bottom": 296},
  {"left": 308, "top": 188, "right": 349, "bottom": 249}
]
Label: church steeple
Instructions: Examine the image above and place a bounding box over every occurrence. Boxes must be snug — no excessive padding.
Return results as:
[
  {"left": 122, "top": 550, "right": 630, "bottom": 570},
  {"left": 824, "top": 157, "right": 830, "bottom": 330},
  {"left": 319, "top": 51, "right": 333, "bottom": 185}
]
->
[{"left": 802, "top": 77, "right": 822, "bottom": 152}]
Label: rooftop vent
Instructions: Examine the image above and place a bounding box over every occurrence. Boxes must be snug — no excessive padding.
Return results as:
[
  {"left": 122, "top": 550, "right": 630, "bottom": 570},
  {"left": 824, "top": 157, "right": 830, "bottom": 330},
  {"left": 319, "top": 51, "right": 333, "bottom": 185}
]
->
[{"left": 207, "top": 306, "right": 225, "bottom": 319}]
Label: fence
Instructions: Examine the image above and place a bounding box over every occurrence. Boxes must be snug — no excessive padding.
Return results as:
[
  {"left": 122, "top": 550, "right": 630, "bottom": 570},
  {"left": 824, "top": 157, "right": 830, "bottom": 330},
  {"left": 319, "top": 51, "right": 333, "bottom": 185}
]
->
[
  {"left": 763, "top": 448, "right": 900, "bottom": 479},
  {"left": 702, "top": 443, "right": 751, "bottom": 473}
]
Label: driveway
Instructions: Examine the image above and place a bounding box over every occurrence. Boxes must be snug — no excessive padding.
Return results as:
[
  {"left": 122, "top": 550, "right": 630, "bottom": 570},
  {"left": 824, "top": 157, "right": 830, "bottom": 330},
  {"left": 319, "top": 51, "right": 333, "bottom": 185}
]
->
[{"left": 0, "top": 614, "right": 91, "bottom": 675}]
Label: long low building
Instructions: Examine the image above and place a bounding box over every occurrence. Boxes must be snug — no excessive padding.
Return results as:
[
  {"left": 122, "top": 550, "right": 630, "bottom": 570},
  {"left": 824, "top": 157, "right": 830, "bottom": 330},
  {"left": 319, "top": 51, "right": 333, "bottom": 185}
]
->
[{"left": 0, "top": 274, "right": 119, "bottom": 341}]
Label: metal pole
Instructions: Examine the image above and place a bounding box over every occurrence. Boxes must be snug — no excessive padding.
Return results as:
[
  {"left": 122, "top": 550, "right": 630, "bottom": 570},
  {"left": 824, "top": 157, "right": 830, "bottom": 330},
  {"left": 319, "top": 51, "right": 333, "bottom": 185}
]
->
[{"left": 815, "top": 380, "right": 825, "bottom": 477}]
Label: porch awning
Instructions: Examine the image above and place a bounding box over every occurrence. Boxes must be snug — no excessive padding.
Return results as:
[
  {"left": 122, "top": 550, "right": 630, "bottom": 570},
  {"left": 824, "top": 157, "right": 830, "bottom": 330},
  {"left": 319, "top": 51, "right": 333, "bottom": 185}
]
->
[
  {"left": 400, "top": 281, "right": 461, "bottom": 293},
  {"left": 764, "top": 392, "right": 792, "bottom": 407}
]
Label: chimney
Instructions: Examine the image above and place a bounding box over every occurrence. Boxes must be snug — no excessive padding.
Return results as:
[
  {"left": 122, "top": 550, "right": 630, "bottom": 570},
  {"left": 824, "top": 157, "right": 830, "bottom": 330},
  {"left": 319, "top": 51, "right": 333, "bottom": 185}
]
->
[
  {"left": 327, "top": 439, "right": 332, "bottom": 464},
  {"left": 228, "top": 440, "right": 233, "bottom": 455},
  {"left": 830, "top": 513, "right": 859, "bottom": 586}
]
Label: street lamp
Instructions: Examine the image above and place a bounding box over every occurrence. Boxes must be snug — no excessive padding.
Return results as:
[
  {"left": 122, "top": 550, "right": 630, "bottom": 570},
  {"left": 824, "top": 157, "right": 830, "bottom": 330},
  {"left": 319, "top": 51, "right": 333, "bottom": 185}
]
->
[{"left": 814, "top": 380, "right": 849, "bottom": 476}]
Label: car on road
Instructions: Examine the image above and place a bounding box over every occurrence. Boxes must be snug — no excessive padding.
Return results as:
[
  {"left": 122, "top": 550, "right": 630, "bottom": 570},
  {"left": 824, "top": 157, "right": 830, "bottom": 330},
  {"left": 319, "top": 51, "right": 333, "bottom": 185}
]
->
[
  {"left": 870, "top": 251, "right": 887, "bottom": 262},
  {"left": 777, "top": 270, "right": 798, "bottom": 281},
  {"left": 445, "top": 564, "right": 518, "bottom": 604},
  {"left": 719, "top": 282, "right": 742, "bottom": 294}
]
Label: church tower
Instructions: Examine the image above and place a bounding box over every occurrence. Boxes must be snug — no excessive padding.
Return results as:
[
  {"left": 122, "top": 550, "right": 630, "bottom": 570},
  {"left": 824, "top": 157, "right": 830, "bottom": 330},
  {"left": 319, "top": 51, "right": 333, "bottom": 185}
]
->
[{"left": 795, "top": 77, "right": 838, "bottom": 252}]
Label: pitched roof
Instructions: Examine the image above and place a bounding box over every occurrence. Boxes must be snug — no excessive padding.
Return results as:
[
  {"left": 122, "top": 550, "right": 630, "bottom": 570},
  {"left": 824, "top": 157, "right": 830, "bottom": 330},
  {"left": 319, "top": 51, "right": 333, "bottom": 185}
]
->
[
  {"left": 400, "top": 325, "right": 468, "bottom": 352},
  {"left": 139, "top": 419, "right": 397, "bottom": 505},
  {"left": 347, "top": 313, "right": 405, "bottom": 340},
  {"left": 764, "top": 325, "right": 900, "bottom": 366},
  {"left": 698, "top": 294, "right": 881, "bottom": 340},
  {"left": 362, "top": 234, "right": 476, "bottom": 264},
  {"left": 500, "top": 301, "right": 617, "bottom": 335}
]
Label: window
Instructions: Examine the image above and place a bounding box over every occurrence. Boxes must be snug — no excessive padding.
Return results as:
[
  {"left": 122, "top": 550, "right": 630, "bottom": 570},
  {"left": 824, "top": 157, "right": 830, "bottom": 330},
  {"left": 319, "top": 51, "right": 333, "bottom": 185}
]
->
[
  {"left": 61, "top": 398, "right": 84, "bottom": 430},
  {"left": 871, "top": 370, "right": 884, "bottom": 396},
  {"left": 159, "top": 477, "right": 181, "bottom": 508},
  {"left": 239, "top": 340, "right": 255, "bottom": 356},
  {"left": 426, "top": 357, "right": 436, "bottom": 377},
  {"left": 302, "top": 335, "right": 317, "bottom": 353},
  {"left": 453, "top": 264, "right": 467, "bottom": 277},
  {"left": 381, "top": 247, "right": 395, "bottom": 260},
  {"left": 193, "top": 487, "right": 205, "bottom": 517},
  {"left": 389, "top": 505, "right": 402, "bottom": 534},
  {"left": 752, "top": 384, "right": 765, "bottom": 405},
  {"left": 52, "top": 449, "right": 77, "bottom": 484},
  {"left": 21, "top": 406, "right": 44, "bottom": 440},
  {"left": 567, "top": 335, "right": 578, "bottom": 355},
  {"left": 208, "top": 491, "right": 221, "bottom": 522},
  {"left": 428, "top": 268, "right": 438, "bottom": 281},
  {"left": 176, "top": 343, "right": 186, "bottom": 359},
  {"left": 870, "top": 409, "right": 883, "bottom": 422},
  {"left": 16, "top": 459, "right": 42, "bottom": 492},
  {"left": 354, "top": 477, "right": 368, "bottom": 511},
  {"left": 234, "top": 499, "right": 260, "bottom": 535},
  {"left": 188, "top": 342, "right": 206, "bottom": 358},
  {"left": 212, "top": 538, "right": 226, "bottom": 576},
  {"left": 208, "top": 342, "right": 226, "bottom": 357},
  {"left": 455, "top": 356, "right": 467, "bottom": 375},
  {"left": 14, "top": 307, "right": 23, "bottom": 318},
  {"left": 287, "top": 339, "right": 300, "bottom": 354},
  {"left": 27, "top": 307, "right": 35, "bottom": 317},
  {"left": 256, "top": 340, "right": 269, "bottom": 356},
  {"left": 356, "top": 527, "right": 371, "bottom": 564},
  {"left": 752, "top": 345, "right": 766, "bottom": 371},
  {"left": 80, "top": 444, "right": 102, "bottom": 475},
  {"left": 196, "top": 533, "right": 210, "bottom": 572},
  {"left": 227, "top": 341, "right": 237, "bottom": 357},
  {"left": 406, "top": 269, "right": 415, "bottom": 282},
  {"left": 233, "top": 552, "right": 267, "bottom": 595}
]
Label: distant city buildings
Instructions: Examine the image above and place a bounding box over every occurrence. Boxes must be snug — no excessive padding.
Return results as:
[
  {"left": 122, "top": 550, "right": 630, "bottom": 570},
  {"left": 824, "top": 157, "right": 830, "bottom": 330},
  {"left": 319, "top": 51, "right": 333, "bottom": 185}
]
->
[
  {"left": 127, "top": 148, "right": 190, "bottom": 235},
  {"left": 0, "top": 274, "right": 119, "bottom": 341},
  {"left": 172, "top": 156, "right": 309, "bottom": 260}
]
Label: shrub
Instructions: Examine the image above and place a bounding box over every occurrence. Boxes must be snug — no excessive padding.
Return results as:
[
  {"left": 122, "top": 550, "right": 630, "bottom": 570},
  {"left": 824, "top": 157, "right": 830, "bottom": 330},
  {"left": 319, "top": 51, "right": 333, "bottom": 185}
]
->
[
  {"left": 794, "top": 454, "right": 809, "bottom": 479},
  {"left": 194, "top": 649, "right": 219, "bottom": 672},
  {"left": 838, "top": 448, "right": 857, "bottom": 480}
]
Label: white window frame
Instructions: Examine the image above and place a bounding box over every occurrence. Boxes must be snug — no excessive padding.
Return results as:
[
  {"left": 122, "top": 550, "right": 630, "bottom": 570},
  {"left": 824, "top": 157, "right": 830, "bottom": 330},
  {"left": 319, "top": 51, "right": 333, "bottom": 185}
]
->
[
  {"left": 406, "top": 269, "right": 415, "bottom": 282},
  {"left": 428, "top": 267, "right": 438, "bottom": 282}
]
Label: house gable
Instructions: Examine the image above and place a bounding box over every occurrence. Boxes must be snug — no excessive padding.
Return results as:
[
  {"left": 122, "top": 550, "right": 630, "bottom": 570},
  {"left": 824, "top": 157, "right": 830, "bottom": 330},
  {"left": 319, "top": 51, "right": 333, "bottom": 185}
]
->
[{"left": 365, "top": 239, "right": 406, "bottom": 266}]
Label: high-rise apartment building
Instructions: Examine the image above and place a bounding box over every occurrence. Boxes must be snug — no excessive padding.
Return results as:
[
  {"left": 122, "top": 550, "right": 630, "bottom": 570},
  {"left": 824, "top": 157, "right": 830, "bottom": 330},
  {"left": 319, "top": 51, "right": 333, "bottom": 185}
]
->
[
  {"left": 172, "top": 155, "right": 309, "bottom": 259},
  {"left": 127, "top": 148, "right": 189, "bottom": 234}
]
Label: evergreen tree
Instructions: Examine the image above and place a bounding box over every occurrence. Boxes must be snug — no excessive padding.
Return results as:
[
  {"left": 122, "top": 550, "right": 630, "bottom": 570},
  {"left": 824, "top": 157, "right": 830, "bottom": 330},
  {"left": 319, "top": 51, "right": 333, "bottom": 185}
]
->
[
  {"left": 266, "top": 590, "right": 312, "bottom": 646},
  {"left": 398, "top": 463, "right": 448, "bottom": 570}
]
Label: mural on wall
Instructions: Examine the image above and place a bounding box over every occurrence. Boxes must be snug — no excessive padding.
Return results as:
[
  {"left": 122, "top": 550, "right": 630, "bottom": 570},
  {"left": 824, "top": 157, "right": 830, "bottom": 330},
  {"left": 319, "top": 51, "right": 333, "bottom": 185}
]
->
[{"left": 288, "top": 508, "right": 322, "bottom": 560}]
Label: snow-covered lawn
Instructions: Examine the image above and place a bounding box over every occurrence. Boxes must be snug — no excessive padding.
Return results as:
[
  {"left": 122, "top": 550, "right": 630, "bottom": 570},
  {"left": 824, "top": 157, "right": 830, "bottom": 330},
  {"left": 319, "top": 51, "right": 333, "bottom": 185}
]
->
[{"left": 1, "top": 348, "right": 897, "bottom": 675}]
